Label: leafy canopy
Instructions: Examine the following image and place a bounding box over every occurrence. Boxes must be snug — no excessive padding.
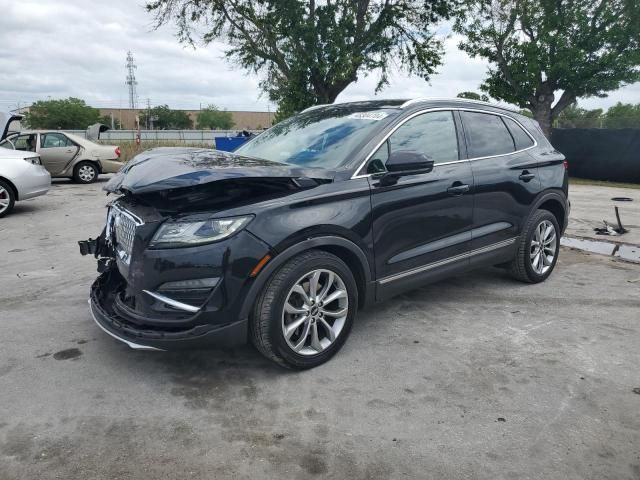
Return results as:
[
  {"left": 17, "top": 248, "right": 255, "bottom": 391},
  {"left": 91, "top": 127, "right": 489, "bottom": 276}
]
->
[
  {"left": 455, "top": 0, "right": 640, "bottom": 135},
  {"left": 604, "top": 102, "right": 640, "bottom": 129},
  {"left": 197, "top": 105, "right": 235, "bottom": 129},
  {"left": 556, "top": 104, "right": 604, "bottom": 128},
  {"left": 146, "top": 0, "right": 453, "bottom": 119},
  {"left": 139, "top": 105, "right": 193, "bottom": 129},
  {"left": 24, "top": 98, "right": 100, "bottom": 130},
  {"left": 457, "top": 91, "right": 489, "bottom": 101}
]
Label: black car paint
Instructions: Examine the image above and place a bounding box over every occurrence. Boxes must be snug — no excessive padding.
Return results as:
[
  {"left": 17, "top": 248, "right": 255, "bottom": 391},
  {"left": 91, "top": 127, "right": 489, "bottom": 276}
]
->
[{"left": 85, "top": 99, "right": 568, "bottom": 350}]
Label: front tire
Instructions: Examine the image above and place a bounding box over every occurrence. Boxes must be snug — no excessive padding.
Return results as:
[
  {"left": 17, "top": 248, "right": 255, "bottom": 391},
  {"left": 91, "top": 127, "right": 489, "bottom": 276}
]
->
[
  {"left": 509, "top": 209, "right": 560, "bottom": 283},
  {"left": 0, "top": 180, "right": 16, "bottom": 218},
  {"left": 250, "top": 250, "right": 358, "bottom": 369},
  {"left": 73, "top": 161, "right": 98, "bottom": 184}
]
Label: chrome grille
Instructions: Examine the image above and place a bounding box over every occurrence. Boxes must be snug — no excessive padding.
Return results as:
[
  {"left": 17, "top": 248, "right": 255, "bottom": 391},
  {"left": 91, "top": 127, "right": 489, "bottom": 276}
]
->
[{"left": 110, "top": 206, "right": 142, "bottom": 264}]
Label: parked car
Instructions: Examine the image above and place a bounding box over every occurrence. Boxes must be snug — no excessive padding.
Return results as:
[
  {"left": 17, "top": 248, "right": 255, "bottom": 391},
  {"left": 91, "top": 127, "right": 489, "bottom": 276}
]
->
[
  {"left": 0, "top": 113, "right": 50, "bottom": 217},
  {"left": 79, "top": 98, "right": 569, "bottom": 369},
  {"left": 0, "top": 129, "right": 121, "bottom": 183}
]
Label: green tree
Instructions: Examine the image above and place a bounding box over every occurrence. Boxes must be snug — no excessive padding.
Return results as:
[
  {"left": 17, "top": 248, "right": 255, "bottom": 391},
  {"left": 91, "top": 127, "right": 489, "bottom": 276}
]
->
[
  {"left": 197, "top": 105, "right": 234, "bottom": 129},
  {"left": 147, "top": 0, "right": 454, "bottom": 119},
  {"left": 140, "top": 105, "right": 193, "bottom": 129},
  {"left": 455, "top": 0, "right": 640, "bottom": 137},
  {"left": 555, "top": 104, "right": 603, "bottom": 128},
  {"left": 604, "top": 102, "right": 640, "bottom": 129},
  {"left": 457, "top": 91, "right": 489, "bottom": 102},
  {"left": 23, "top": 98, "right": 100, "bottom": 129}
]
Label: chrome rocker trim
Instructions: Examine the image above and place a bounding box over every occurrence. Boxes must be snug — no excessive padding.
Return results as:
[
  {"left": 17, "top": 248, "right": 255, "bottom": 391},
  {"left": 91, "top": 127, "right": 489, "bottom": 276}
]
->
[{"left": 378, "top": 238, "right": 518, "bottom": 285}]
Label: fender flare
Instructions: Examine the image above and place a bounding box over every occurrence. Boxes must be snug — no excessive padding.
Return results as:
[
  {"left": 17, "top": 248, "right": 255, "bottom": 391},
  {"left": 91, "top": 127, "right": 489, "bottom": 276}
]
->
[
  {"left": 528, "top": 189, "right": 569, "bottom": 233},
  {"left": 238, "top": 235, "right": 372, "bottom": 319}
]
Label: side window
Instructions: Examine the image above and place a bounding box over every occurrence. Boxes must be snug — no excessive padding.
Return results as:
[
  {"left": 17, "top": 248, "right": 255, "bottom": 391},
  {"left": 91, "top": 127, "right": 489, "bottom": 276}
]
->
[
  {"left": 388, "top": 111, "right": 459, "bottom": 164},
  {"left": 41, "top": 133, "right": 70, "bottom": 148},
  {"left": 461, "top": 111, "right": 515, "bottom": 158},
  {"left": 503, "top": 117, "right": 535, "bottom": 150},
  {"left": 12, "top": 134, "right": 37, "bottom": 152}
]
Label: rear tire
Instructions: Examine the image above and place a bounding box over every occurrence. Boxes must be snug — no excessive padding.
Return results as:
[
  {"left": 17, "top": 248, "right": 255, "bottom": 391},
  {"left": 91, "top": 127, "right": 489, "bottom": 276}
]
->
[
  {"left": 0, "top": 180, "right": 15, "bottom": 218},
  {"left": 73, "top": 161, "right": 98, "bottom": 184},
  {"left": 509, "top": 209, "right": 560, "bottom": 283},
  {"left": 250, "top": 250, "right": 358, "bottom": 369}
]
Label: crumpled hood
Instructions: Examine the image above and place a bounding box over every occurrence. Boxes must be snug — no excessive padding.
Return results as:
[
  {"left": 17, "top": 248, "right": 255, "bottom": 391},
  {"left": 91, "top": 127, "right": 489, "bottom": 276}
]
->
[{"left": 104, "top": 147, "right": 334, "bottom": 194}]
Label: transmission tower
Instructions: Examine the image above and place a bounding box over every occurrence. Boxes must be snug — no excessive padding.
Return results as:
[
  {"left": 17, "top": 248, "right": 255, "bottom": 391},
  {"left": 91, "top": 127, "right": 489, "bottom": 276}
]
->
[{"left": 125, "top": 51, "right": 138, "bottom": 109}]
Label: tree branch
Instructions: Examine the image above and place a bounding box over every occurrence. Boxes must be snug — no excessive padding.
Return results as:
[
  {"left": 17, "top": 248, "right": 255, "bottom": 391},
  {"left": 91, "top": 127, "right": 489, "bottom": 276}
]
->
[{"left": 551, "top": 90, "right": 576, "bottom": 118}]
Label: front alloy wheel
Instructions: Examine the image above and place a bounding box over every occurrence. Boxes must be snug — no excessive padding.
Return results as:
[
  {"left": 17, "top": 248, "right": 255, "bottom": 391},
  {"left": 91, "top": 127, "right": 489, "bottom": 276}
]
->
[
  {"left": 251, "top": 250, "right": 357, "bottom": 369},
  {"left": 282, "top": 269, "right": 349, "bottom": 355}
]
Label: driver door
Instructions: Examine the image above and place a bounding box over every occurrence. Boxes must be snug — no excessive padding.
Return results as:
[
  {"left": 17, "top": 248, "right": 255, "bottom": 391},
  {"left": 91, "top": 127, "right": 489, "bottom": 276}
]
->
[
  {"left": 39, "top": 133, "right": 79, "bottom": 175},
  {"left": 367, "top": 110, "right": 475, "bottom": 300}
]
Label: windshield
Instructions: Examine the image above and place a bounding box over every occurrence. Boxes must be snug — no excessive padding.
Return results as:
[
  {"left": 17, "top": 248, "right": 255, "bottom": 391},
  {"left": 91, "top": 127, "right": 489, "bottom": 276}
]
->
[{"left": 235, "top": 106, "right": 398, "bottom": 168}]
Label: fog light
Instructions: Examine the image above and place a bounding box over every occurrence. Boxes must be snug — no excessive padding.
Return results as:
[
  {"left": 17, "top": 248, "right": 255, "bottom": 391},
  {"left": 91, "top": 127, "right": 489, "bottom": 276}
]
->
[{"left": 158, "top": 277, "right": 220, "bottom": 291}]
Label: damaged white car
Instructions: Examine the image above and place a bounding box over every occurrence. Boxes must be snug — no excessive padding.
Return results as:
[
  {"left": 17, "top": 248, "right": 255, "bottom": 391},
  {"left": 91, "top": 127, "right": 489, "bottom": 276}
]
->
[{"left": 0, "top": 113, "right": 50, "bottom": 217}]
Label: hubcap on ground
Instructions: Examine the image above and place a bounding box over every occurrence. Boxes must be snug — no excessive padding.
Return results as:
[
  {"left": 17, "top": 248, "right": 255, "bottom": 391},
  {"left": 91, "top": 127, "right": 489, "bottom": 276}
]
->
[
  {"left": 78, "top": 165, "right": 96, "bottom": 182},
  {"left": 0, "top": 186, "right": 10, "bottom": 214},
  {"left": 281, "top": 268, "right": 348, "bottom": 356},
  {"left": 530, "top": 220, "right": 557, "bottom": 275}
]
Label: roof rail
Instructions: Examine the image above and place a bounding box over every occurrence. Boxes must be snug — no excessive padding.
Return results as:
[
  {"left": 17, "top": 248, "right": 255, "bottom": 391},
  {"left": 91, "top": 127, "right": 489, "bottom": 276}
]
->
[
  {"left": 300, "top": 104, "right": 330, "bottom": 114},
  {"left": 400, "top": 97, "right": 519, "bottom": 112}
]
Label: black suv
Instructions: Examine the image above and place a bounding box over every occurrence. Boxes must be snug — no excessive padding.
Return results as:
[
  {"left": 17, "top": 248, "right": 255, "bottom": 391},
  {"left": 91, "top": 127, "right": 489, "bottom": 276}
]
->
[{"left": 80, "top": 98, "right": 568, "bottom": 369}]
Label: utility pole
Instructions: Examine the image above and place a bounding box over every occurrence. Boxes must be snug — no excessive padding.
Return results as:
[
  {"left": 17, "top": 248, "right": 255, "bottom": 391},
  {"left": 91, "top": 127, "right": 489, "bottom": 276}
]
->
[{"left": 125, "top": 51, "right": 138, "bottom": 109}]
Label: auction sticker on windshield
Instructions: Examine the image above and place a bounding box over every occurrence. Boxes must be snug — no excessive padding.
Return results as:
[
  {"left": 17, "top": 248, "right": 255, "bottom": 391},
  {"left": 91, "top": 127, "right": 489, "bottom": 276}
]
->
[{"left": 348, "top": 112, "right": 389, "bottom": 121}]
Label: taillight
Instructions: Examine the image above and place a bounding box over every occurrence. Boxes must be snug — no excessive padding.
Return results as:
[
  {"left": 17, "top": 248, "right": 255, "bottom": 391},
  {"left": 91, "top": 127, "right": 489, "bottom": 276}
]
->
[
  {"left": 115, "top": 146, "right": 121, "bottom": 158},
  {"left": 563, "top": 160, "right": 569, "bottom": 170}
]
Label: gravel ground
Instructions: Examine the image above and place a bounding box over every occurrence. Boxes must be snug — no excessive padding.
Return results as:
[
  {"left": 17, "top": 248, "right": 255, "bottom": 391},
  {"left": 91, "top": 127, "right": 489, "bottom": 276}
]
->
[{"left": 1, "top": 178, "right": 639, "bottom": 480}]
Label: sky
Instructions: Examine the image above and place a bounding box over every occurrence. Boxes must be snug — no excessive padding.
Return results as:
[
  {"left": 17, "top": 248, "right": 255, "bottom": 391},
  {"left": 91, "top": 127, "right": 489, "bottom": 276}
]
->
[{"left": 1, "top": 0, "right": 640, "bottom": 114}]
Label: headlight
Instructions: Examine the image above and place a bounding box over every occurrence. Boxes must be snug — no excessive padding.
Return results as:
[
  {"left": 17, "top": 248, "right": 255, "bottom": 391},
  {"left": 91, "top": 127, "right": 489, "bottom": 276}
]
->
[
  {"left": 150, "top": 215, "right": 253, "bottom": 248},
  {"left": 24, "top": 156, "right": 41, "bottom": 165}
]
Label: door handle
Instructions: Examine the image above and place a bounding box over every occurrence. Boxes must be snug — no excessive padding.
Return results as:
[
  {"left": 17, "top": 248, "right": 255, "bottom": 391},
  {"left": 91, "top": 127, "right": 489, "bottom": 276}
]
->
[
  {"left": 519, "top": 170, "right": 536, "bottom": 182},
  {"left": 447, "top": 183, "right": 470, "bottom": 195}
]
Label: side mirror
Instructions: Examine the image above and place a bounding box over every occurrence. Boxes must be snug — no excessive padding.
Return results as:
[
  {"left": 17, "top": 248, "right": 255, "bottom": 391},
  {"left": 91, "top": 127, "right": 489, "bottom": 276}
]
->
[{"left": 379, "top": 150, "right": 434, "bottom": 185}]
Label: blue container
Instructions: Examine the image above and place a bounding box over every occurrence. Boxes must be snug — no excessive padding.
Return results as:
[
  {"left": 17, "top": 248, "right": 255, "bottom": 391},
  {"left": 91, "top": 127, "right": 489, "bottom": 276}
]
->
[{"left": 215, "top": 136, "right": 250, "bottom": 152}]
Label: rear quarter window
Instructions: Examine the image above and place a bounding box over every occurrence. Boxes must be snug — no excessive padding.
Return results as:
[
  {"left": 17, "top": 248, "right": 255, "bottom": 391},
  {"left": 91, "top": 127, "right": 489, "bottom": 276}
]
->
[
  {"left": 503, "top": 117, "right": 535, "bottom": 150},
  {"left": 461, "top": 111, "right": 515, "bottom": 158}
]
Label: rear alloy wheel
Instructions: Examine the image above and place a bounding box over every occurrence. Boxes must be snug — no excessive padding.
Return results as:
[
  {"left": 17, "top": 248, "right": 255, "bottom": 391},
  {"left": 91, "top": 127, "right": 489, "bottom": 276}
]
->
[
  {"left": 251, "top": 250, "right": 357, "bottom": 369},
  {"left": 74, "top": 162, "right": 98, "bottom": 184},
  {"left": 509, "top": 209, "right": 560, "bottom": 283},
  {"left": 0, "top": 180, "right": 16, "bottom": 218}
]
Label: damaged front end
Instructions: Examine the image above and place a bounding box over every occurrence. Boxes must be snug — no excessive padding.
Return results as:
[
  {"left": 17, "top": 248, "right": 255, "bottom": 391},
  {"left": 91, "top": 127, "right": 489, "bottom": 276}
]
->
[{"left": 79, "top": 147, "right": 333, "bottom": 350}]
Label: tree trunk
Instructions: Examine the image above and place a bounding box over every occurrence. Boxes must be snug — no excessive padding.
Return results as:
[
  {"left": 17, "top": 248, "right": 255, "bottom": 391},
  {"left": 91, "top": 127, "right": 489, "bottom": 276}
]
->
[{"left": 532, "top": 103, "right": 553, "bottom": 139}]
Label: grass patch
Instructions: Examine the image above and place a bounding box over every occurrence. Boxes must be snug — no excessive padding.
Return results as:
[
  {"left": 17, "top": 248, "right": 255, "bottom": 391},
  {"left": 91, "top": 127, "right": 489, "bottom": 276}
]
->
[{"left": 570, "top": 177, "right": 640, "bottom": 190}]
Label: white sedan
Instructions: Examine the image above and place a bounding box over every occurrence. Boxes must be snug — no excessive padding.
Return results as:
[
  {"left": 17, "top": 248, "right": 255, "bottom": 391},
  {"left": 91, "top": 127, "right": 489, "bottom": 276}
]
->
[
  {"left": 0, "top": 112, "right": 50, "bottom": 217},
  {"left": 0, "top": 148, "right": 50, "bottom": 217}
]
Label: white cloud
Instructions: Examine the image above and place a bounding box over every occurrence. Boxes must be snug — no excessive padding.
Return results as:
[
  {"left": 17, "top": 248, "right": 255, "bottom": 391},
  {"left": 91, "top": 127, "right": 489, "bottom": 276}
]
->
[{"left": 1, "top": 1, "right": 639, "bottom": 113}]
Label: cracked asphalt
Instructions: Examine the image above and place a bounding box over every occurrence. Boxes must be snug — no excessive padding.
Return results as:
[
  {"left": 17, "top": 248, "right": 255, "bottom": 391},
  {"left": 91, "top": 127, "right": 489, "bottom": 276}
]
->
[{"left": 1, "top": 178, "right": 639, "bottom": 479}]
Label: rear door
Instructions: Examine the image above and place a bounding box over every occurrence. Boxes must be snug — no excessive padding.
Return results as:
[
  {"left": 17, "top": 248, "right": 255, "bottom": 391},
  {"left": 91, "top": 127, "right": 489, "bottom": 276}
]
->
[
  {"left": 39, "top": 133, "right": 79, "bottom": 175},
  {"left": 459, "top": 110, "right": 540, "bottom": 257},
  {"left": 367, "top": 110, "right": 474, "bottom": 299}
]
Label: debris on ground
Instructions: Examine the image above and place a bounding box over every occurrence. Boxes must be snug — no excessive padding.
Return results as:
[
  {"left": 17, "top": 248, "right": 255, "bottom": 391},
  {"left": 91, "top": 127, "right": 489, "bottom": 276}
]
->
[{"left": 594, "top": 206, "right": 628, "bottom": 235}]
